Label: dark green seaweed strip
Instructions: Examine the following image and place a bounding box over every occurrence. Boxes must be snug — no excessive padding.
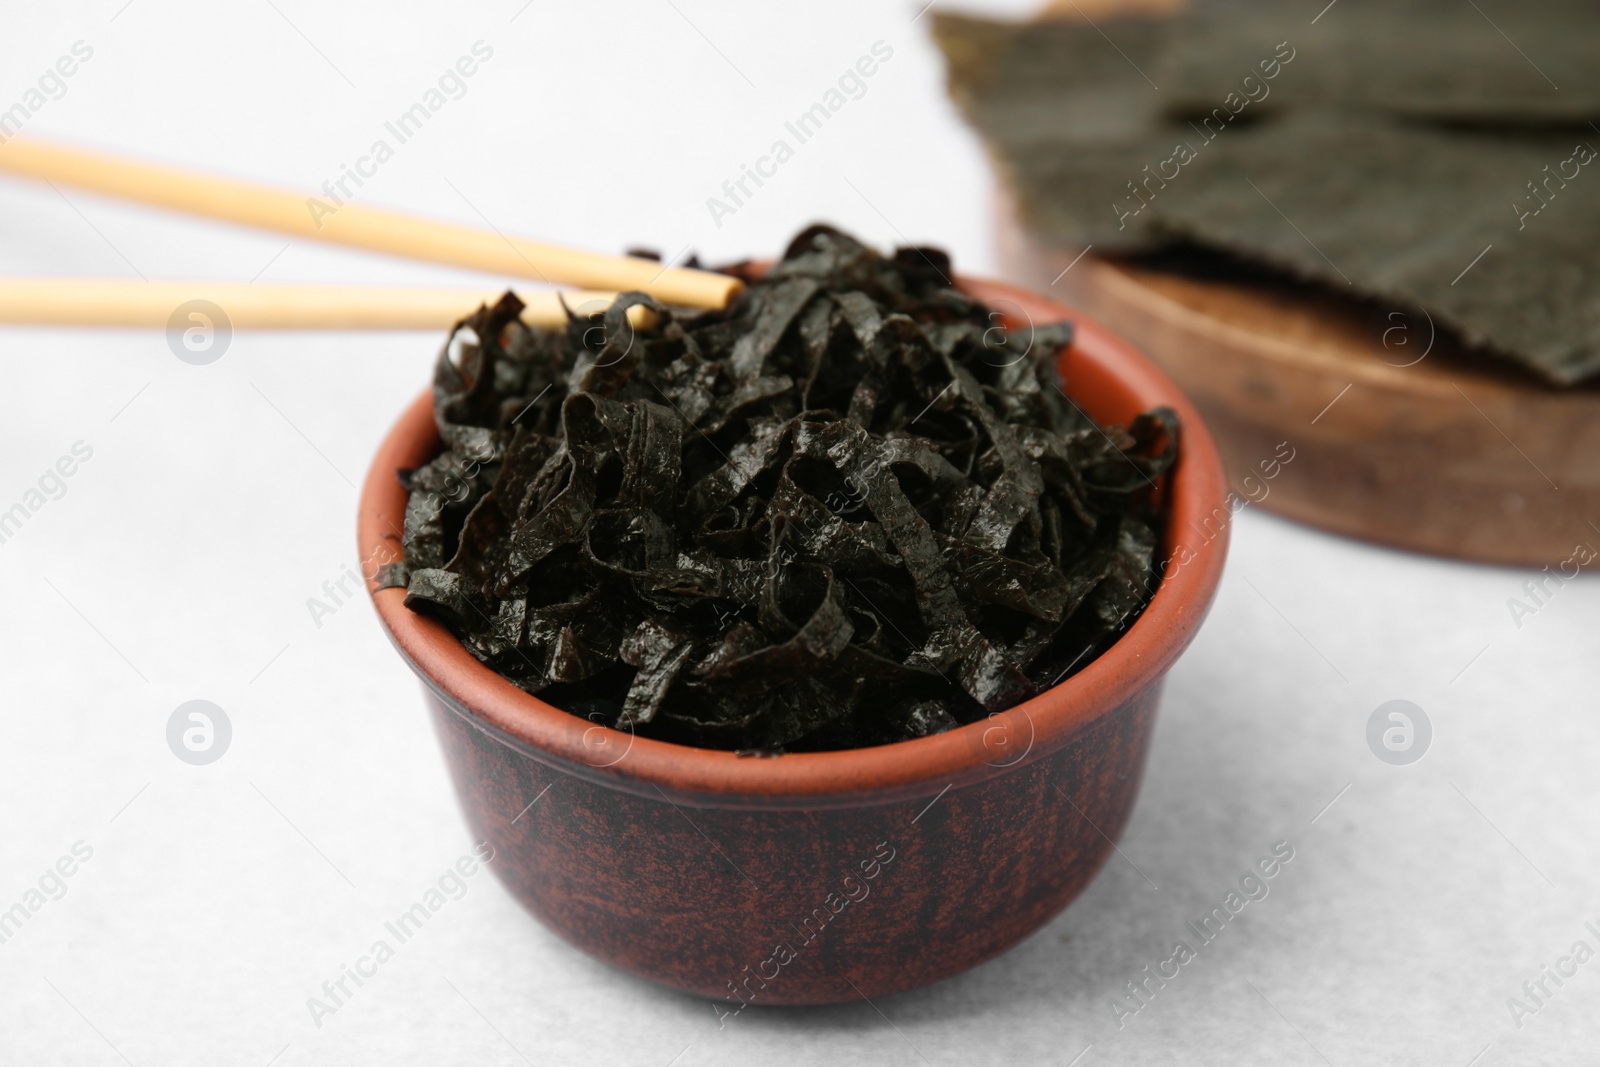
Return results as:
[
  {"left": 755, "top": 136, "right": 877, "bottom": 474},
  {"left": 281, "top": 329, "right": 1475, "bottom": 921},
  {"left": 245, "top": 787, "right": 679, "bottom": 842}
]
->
[{"left": 395, "top": 226, "right": 1175, "bottom": 751}]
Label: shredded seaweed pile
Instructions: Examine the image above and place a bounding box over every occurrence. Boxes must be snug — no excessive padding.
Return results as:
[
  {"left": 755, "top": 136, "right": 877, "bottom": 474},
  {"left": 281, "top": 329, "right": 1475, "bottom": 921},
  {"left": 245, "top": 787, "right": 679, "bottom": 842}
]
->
[{"left": 386, "top": 225, "right": 1176, "bottom": 752}]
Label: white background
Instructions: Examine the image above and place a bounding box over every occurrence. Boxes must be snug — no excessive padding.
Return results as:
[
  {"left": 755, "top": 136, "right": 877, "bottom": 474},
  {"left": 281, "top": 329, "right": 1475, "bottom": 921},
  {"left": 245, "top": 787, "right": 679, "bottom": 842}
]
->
[{"left": 1, "top": 2, "right": 1596, "bottom": 1065}]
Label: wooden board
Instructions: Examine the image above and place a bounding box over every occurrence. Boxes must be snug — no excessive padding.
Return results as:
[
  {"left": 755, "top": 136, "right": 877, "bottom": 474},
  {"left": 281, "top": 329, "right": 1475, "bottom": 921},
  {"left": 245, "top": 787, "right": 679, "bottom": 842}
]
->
[{"left": 995, "top": 188, "right": 1600, "bottom": 566}]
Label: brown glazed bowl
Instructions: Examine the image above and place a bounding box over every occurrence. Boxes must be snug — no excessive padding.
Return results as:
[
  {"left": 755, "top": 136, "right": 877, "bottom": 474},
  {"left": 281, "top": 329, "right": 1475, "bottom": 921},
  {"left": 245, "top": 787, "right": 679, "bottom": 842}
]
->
[{"left": 359, "top": 277, "right": 1230, "bottom": 1008}]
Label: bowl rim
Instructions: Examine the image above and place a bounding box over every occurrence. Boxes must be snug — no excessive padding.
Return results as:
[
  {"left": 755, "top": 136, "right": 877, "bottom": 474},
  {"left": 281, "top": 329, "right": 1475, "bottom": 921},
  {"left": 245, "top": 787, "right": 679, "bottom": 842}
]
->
[{"left": 359, "top": 275, "right": 1230, "bottom": 806}]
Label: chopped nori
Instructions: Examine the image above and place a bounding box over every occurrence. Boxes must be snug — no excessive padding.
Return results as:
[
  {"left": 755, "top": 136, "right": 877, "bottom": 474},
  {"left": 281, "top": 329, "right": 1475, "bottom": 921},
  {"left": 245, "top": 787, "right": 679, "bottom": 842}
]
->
[{"left": 394, "top": 226, "right": 1176, "bottom": 752}]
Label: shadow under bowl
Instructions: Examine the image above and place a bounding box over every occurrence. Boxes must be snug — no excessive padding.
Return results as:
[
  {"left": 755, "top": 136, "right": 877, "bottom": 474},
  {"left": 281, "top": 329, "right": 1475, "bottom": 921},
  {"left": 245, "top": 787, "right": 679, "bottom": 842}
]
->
[{"left": 358, "top": 275, "right": 1230, "bottom": 1007}]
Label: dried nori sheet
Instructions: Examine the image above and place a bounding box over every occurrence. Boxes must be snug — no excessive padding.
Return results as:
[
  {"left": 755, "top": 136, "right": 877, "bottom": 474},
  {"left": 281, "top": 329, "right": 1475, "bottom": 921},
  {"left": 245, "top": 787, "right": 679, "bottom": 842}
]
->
[
  {"left": 1006, "top": 112, "right": 1600, "bottom": 384},
  {"left": 1155, "top": 1, "right": 1600, "bottom": 125},
  {"left": 940, "top": 3, "right": 1600, "bottom": 127},
  {"left": 934, "top": 6, "right": 1600, "bottom": 385},
  {"left": 388, "top": 226, "right": 1177, "bottom": 752}
]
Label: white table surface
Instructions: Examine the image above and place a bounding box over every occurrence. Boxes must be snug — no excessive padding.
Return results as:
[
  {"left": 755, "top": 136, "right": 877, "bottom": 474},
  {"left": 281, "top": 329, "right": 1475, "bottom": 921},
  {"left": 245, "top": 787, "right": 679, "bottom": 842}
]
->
[{"left": 3, "top": 2, "right": 1597, "bottom": 1064}]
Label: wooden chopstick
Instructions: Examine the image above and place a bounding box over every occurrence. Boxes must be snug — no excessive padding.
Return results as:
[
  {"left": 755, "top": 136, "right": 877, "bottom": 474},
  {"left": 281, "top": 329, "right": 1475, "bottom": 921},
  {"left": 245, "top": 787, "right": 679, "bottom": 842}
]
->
[
  {"left": 0, "top": 137, "right": 741, "bottom": 310},
  {"left": 0, "top": 278, "right": 649, "bottom": 330}
]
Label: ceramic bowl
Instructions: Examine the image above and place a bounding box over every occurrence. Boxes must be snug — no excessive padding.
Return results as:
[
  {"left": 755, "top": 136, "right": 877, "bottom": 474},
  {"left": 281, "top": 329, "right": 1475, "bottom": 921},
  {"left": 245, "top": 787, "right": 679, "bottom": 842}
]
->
[{"left": 359, "top": 276, "right": 1230, "bottom": 1008}]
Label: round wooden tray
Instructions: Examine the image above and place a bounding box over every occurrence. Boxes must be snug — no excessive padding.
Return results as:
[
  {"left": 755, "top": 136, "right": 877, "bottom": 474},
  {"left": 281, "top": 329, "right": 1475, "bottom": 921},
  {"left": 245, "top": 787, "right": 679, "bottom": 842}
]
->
[{"left": 994, "top": 192, "right": 1599, "bottom": 566}]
